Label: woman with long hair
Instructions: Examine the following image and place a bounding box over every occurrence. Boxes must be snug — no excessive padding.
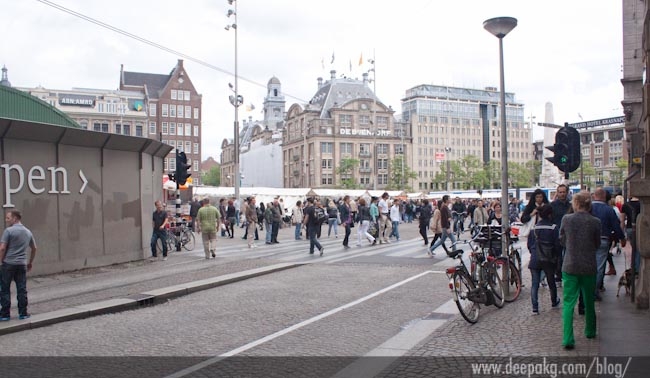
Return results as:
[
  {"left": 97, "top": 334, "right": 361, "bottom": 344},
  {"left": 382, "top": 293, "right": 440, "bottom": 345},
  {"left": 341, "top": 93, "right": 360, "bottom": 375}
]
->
[
  {"left": 356, "top": 197, "right": 375, "bottom": 246},
  {"left": 521, "top": 189, "right": 550, "bottom": 258}
]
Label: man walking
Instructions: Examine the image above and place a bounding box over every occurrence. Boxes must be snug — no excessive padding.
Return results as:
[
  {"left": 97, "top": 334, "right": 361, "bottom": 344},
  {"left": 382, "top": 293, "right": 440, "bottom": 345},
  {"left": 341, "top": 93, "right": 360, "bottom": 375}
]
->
[
  {"left": 245, "top": 197, "right": 259, "bottom": 249},
  {"left": 196, "top": 198, "right": 221, "bottom": 259},
  {"left": 550, "top": 184, "right": 571, "bottom": 286},
  {"left": 270, "top": 197, "right": 282, "bottom": 243},
  {"left": 150, "top": 201, "right": 169, "bottom": 261},
  {"left": 303, "top": 197, "right": 324, "bottom": 256},
  {"left": 390, "top": 198, "right": 401, "bottom": 241},
  {"left": 430, "top": 195, "right": 457, "bottom": 254},
  {"left": 418, "top": 199, "right": 433, "bottom": 246},
  {"left": 591, "top": 187, "right": 626, "bottom": 301},
  {"left": 378, "top": 192, "right": 392, "bottom": 244},
  {"left": 189, "top": 197, "right": 202, "bottom": 231},
  {"left": 0, "top": 210, "right": 37, "bottom": 321}
]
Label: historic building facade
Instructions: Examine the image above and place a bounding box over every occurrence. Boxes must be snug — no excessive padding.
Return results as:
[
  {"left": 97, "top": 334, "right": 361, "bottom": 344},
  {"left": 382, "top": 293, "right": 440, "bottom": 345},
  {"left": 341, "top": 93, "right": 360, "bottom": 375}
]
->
[
  {"left": 120, "top": 60, "right": 203, "bottom": 185},
  {"left": 400, "top": 84, "right": 530, "bottom": 190},
  {"left": 578, "top": 123, "right": 629, "bottom": 189},
  {"left": 282, "top": 71, "right": 411, "bottom": 189}
]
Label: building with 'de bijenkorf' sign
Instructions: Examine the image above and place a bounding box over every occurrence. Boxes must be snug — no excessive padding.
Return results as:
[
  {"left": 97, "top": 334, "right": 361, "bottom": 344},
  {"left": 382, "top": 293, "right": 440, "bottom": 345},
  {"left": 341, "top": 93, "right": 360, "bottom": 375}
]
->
[{"left": 0, "top": 82, "right": 171, "bottom": 276}]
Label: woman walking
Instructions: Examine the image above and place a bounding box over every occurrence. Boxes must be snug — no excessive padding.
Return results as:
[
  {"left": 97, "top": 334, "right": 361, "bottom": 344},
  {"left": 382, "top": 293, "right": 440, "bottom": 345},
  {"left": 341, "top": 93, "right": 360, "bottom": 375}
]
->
[
  {"left": 559, "top": 191, "right": 601, "bottom": 350},
  {"left": 356, "top": 198, "right": 375, "bottom": 246},
  {"left": 292, "top": 201, "right": 303, "bottom": 240}
]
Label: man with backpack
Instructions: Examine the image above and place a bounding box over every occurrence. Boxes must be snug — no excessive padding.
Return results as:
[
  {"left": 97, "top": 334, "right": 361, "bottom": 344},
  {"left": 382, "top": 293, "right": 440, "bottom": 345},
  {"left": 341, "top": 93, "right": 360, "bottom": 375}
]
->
[{"left": 302, "top": 197, "right": 324, "bottom": 256}]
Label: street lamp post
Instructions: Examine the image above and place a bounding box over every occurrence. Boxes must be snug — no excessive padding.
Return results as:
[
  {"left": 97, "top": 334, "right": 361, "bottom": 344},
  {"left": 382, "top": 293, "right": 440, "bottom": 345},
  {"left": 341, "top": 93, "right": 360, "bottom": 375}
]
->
[
  {"left": 226, "top": 0, "right": 242, "bottom": 204},
  {"left": 484, "top": 16, "right": 517, "bottom": 297},
  {"left": 368, "top": 52, "right": 377, "bottom": 190},
  {"left": 445, "top": 147, "right": 452, "bottom": 192}
]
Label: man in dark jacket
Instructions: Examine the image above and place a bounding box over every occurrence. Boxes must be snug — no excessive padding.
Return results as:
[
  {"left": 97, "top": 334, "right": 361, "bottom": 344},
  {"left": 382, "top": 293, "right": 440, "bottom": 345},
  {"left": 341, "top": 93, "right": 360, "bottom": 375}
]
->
[
  {"left": 418, "top": 199, "right": 432, "bottom": 246},
  {"left": 430, "top": 195, "right": 457, "bottom": 254},
  {"left": 550, "top": 184, "right": 572, "bottom": 285},
  {"left": 189, "top": 198, "right": 201, "bottom": 231}
]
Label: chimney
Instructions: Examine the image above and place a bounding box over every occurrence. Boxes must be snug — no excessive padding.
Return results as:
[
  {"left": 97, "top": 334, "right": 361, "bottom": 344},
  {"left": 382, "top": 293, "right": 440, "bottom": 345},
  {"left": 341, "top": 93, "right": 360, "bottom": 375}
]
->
[
  {"left": 362, "top": 72, "right": 369, "bottom": 86},
  {"left": 330, "top": 70, "right": 336, "bottom": 80},
  {"left": 317, "top": 77, "right": 323, "bottom": 89}
]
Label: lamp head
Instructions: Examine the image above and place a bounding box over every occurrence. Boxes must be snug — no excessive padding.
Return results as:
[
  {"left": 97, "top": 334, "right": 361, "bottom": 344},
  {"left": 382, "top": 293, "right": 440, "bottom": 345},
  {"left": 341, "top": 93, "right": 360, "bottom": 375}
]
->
[
  {"left": 227, "top": 9, "right": 235, "bottom": 17},
  {"left": 483, "top": 17, "right": 517, "bottom": 38}
]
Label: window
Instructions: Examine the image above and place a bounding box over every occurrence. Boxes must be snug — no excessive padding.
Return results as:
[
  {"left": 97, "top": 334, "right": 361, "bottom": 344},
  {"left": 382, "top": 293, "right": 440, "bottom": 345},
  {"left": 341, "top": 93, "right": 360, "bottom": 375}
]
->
[
  {"left": 194, "top": 125, "right": 199, "bottom": 137},
  {"left": 162, "top": 104, "right": 169, "bottom": 117},
  {"left": 169, "top": 122, "right": 176, "bottom": 135},
  {"left": 193, "top": 143, "right": 199, "bottom": 154},
  {"left": 184, "top": 91, "right": 190, "bottom": 101},
  {"left": 340, "top": 142, "right": 353, "bottom": 154},
  {"left": 185, "top": 123, "right": 191, "bottom": 136},
  {"left": 164, "top": 158, "right": 168, "bottom": 172},
  {"left": 360, "top": 143, "right": 371, "bottom": 155},
  {"left": 149, "top": 122, "right": 156, "bottom": 134},
  {"left": 377, "top": 116, "right": 388, "bottom": 127},
  {"left": 169, "top": 157, "right": 176, "bottom": 169},
  {"left": 171, "top": 90, "right": 177, "bottom": 100},
  {"left": 115, "top": 124, "right": 122, "bottom": 134},
  {"left": 170, "top": 105, "right": 176, "bottom": 117},
  {"left": 193, "top": 160, "right": 199, "bottom": 171},
  {"left": 377, "top": 144, "right": 388, "bottom": 154},
  {"left": 360, "top": 177, "right": 370, "bottom": 185},
  {"left": 339, "top": 114, "right": 352, "bottom": 127},
  {"left": 321, "top": 174, "right": 333, "bottom": 185},
  {"left": 594, "top": 145, "right": 603, "bottom": 155},
  {"left": 149, "top": 103, "right": 156, "bottom": 116},
  {"left": 177, "top": 105, "right": 184, "bottom": 118},
  {"left": 193, "top": 108, "right": 199, "bottom": 119},
  {"left": 123, "top": 124, "right": 131, "bottom": 136},
  {"left": 177, "top": 123, "right": 184, "bottom": 136},
  {"left": 321, "top": 142, "right": 333, "bottom": 153},
  {"left": 377, "top": 158, "right": 388, "bottom": 169},
  {"left": 321, "top": 159, "right": 333, "bottom": 169},
  {"left": 395, "top": 144, "right": 404, "bottom": 155},
  {"left": 185, "top": 141, "right": 191, "bottom": 153},
  {"left": 93, "top": 122, "right": 109, "bottom": 132},
  {"left": 162, "top": 122, "right": 168, "bottom": 134},
  {"left": 177, "top": 141, "right": 183, "bottom": 150},
  {"left": 378, "top": 174, "right": 388, "bottom": 185},
  {"left": 359, "top": 115, "right": 370, "bottom": 126},
  {"left": 185, "top": 106, "right": 191, "bottom": 119}
]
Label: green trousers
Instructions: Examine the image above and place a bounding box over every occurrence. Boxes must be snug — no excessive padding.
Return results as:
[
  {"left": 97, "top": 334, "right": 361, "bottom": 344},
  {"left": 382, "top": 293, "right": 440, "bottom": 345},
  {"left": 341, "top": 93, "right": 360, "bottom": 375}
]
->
[{"left": 562, "top": 272, "right": 596, "bottom": 347}]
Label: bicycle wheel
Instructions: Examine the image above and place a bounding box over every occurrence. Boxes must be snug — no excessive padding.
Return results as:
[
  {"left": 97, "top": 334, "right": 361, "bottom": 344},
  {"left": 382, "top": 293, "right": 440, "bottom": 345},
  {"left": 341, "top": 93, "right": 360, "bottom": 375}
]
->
[
  {"left": 493, "top": 257, "right": 521, "bottom": 302},
  {"left": 485, "top": 261, "right": 505, "bottom": 308},
  {"left": 181, "top": 230, "right": 195, "bottom": 251},
  {"left": 452, "top": 270, "right": 480, "bottom": 324}
]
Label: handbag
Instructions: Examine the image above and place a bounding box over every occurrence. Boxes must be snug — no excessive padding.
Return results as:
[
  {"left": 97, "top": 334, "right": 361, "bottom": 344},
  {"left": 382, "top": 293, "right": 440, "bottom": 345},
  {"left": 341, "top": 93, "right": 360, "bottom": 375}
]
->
[{"left": 518, "top": 215, "right": 536, "bottom": 237}]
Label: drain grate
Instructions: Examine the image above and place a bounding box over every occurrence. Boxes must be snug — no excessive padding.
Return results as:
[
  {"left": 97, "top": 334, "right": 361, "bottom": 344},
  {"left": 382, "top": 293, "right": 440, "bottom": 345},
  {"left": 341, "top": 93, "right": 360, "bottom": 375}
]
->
[{"left": 125, "top": 293, "right": 156, "bottom": 306}]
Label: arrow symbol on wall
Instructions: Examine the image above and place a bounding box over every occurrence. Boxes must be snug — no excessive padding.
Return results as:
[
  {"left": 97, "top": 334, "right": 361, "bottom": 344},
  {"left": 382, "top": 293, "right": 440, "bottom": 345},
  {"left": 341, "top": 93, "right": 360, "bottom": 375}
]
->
[{"left": 79, "top": 170, "right": 88, "bottom": 193}]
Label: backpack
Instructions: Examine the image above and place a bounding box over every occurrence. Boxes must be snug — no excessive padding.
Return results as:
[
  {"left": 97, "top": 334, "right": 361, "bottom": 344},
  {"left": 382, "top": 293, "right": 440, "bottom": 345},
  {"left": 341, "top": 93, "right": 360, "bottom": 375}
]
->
[{"left": 314, "top": 207, "right": 328, "bottom": 225}]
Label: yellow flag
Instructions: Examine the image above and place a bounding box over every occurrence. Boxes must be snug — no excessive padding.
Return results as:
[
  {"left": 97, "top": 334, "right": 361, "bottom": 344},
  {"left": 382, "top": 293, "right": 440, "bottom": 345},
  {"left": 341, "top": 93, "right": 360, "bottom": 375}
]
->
[{"left": 358, "top": 53, "right": 363, "bottom": 66}]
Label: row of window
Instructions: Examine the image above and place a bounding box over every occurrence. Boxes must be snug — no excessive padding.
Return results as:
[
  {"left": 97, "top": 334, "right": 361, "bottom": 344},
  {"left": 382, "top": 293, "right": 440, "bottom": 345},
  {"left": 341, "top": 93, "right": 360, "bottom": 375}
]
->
[
  {"left": 147, "top": 122, "right": 200, "bottom": 137},
  {"left": 320, "top": 142, "right": 405, "bottom": 155},
  {"left": 170, "top": 90, "right": 191, "bottom": 101},
  {"left": 162, "top": 140, "right": 200, "bottom": 155},
  {"left": 318, "top": 173, "right": 388, "bottom": 186},
  {"left": 339, "top": 114, "right": 389, "bottom": 127},
  {"left": 89, "top": 122, "right": 144, "bottom": 137},
  {"left": 156, "top": 104, "right": 200, "bottom": 119}
]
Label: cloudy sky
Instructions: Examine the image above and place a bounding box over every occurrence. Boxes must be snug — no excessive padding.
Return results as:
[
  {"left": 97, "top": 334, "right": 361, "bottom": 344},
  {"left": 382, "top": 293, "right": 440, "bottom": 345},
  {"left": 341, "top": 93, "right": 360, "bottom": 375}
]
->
[{"left": 1, "top": 0, "right": 624, "bottom": 161}]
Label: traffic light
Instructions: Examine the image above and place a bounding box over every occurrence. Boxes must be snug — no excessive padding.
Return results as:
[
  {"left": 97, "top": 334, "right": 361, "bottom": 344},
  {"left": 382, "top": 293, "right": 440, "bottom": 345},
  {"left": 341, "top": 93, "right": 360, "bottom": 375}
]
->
[
  {"left": 546, "top": 125, "right": 581, "bottom": 173},
  {"left": 175, "top": 150, "right": 192, "bottom": 186}
]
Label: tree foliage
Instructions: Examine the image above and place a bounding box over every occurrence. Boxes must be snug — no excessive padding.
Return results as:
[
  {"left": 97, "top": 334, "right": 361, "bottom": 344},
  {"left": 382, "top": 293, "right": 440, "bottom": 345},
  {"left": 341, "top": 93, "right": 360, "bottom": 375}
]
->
[
  {"left": 202, "top": 165, "right": 221, "bottom": 186},
  {"left": 336, "top": 158, "right": 360, "bottom": 189},
  {"left": 387, "top": 155, "right": 418, "bottom": 191}
]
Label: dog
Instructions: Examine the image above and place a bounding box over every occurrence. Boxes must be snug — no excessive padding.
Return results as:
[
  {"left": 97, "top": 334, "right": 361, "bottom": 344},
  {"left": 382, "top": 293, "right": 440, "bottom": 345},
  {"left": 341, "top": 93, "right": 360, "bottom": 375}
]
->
[{"left": 616, "top": 269, "right": 632, "bottom": 297}]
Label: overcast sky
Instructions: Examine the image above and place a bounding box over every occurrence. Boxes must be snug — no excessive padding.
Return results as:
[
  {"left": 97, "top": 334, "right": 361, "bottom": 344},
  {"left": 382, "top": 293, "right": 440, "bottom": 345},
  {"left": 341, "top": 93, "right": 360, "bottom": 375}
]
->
[{"left": 1, "top": 0, "right": 624, "bottom": 161}]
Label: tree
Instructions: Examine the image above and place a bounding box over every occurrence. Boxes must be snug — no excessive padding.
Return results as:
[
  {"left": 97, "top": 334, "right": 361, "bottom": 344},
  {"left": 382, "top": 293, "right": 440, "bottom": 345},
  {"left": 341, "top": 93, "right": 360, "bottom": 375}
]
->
[
  {"left": 524, "top": 159, "right": 542, "bottom": 186},
  {"left": 336, "top": 158, "right": 360, "bottom": 189},
  {"left": 577, "top": 161, "right": 597, "bottom": 189},
  {"left": 386, "top": 155, "right": 418, "bottom": 191},
  {"left": 509, "top": 160, "right": 540, "bottom": 188},
  {"left": 202, "top": 166, "right": 220, "bottom": 186},
  {"left": 610, "top": 159, "right": 628, "bottom": 187}
]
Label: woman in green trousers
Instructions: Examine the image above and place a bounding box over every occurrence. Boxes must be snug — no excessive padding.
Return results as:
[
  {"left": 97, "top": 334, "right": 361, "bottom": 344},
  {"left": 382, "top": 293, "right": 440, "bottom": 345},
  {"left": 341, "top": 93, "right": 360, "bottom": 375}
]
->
[{"left": 558, "top": 191, "right": 601, "bottom": 350}]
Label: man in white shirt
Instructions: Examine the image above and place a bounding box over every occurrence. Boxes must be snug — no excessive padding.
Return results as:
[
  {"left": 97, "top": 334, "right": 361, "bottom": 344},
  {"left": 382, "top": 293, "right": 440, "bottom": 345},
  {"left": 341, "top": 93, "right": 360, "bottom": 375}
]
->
[
  {"left": 378, "top": 192, "right": 392, "bottom": 244},
  {"left": 390, "top": 199, "right": 402, "bottom": 241}
]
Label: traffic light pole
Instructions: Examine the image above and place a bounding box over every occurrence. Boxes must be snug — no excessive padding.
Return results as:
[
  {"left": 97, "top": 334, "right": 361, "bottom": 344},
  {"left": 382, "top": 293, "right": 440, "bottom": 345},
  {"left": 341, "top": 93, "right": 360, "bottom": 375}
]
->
[{"left": 175, "top": 148, "right": 182, "bottom": 251}]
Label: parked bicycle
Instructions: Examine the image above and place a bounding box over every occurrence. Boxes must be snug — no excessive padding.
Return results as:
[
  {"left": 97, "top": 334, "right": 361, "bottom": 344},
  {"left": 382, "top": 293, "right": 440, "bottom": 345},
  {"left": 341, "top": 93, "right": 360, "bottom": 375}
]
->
[
  {"left": 157, "top": 218, "right": 195, "bottom": 253},
  {"left": 473, "top": 225, "right": 523, "bottom": 302},
  {"left": 444, "top": 232, "right": 505, "bottom": 324}
]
